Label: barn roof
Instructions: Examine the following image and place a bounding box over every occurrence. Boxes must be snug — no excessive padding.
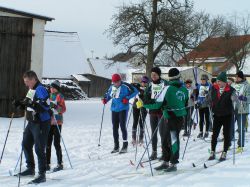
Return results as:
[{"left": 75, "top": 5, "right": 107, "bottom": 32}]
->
[{"left": 0, "top": 6, "right": 54, "bottom": 21}]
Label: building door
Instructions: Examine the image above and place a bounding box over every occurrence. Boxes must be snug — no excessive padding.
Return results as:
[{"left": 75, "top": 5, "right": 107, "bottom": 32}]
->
[{"left": 0, "top": 16, "right": 33, "bottom": 117}]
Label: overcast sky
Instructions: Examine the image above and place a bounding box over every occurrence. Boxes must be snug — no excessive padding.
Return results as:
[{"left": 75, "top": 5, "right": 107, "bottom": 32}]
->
[
  {"left": 0, "top": 0, "right": 250, "bottom": 77},
  {"left": 1, "top": 0, "right": 250, "bottom": 58}
]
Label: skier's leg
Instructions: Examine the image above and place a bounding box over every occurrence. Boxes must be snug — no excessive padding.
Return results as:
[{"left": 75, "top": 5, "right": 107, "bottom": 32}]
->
[
  {"left": 22, "top": 122, "right": 35, "bottom": 170},
  {"left": 112, "top": 111, "right": 120, "bottom": 151},
  {"left": 149, "top": 115, "right": 158, "bottom": 153},
  {"left": 53, "top": 125, "right": 63, "bottom": 165},
  {"left": 211, "top": 116, "right": 222, "bottom": 152},
  {"left": 204, "top": 107, "right": 210, "bottom": 132},
  {"left": 222, "top": 115, "right": 232, "bottom": 152},
  {"left": 46, "top": 126, "right": 54, "bottom": 168},
  {"left": 132, "top": 108, "right": 140, "bottom": 142},
  {"left": 34, "top": 121, "right": 50, "bottom": 175}
]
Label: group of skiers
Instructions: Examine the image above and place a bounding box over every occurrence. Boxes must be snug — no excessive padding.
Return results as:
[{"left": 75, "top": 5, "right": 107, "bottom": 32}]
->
[
  {"left": 9, "top": 67, "right": 250, "bottom": 184},
  {"left": 13, "top": 70, "right": 66, "bottom": 184},
  {"left": 102, "top": 67, "right": 250, "bottom": 172}
]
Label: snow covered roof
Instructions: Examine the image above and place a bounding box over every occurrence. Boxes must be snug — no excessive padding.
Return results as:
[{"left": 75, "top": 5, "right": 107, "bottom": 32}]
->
[
  {"left": 43, "top": 32, "right": 91, "bottom": 78},
  {"left": 89, "top": 59, "right": 142, "bottom": 80},
  {"left": 71, "top": 74, "right": 90, "bottom": 82},
  {"left": 133, "top": 66, "right": 197, "bottom": 74}
]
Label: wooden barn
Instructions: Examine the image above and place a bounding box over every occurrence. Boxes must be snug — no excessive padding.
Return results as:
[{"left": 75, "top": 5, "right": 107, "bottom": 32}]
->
[
  {"left": 0, "top": 6, "right": 53, "bottom": 117},
  {"left": 72, "top": 74, "right": 111, "bottom": 98}
]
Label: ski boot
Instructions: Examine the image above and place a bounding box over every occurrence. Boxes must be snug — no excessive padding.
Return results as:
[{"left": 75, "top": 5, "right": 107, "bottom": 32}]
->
[
  {"left": 53, "top": 164, "right": 63, "bottom": 172},
  {"left": 111, "top": 142, "right": 119, "bottom": 153},
  {"left": 236, "top": 147, "right": 244, "bottom": 154},
  {"left": 149, "top": 151, "right": 157, "bottom": 160},
  {"left": 119, "top": 142, "right": 128, "bottom": 154},
  {"left": 16, "top": 168, "right": 35, "bottom": 177},
  {"left": 164, "top": 163, "right": 177, "bottom": 172},
  {"left": 197, "top": 132, "right": 203, "bottom": 138},
  {"left": 208, "top": 151, "right": 215, "bottom": 160},
  {"left": 219, "top": 152, "right": 227, "bottom": 162},
  {"left": 154, "top": 161, "right": 169, "bottom": 171},
  {"left": 28, "top": 173, "right": 46, "bottom": 184},
  {"left": 204, "top": 131, "right": 209, "bottom": 138}
]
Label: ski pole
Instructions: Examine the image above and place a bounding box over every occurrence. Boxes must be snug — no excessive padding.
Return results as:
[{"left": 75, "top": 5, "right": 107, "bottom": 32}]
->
[
  {"left": 0, "top": 113, "right": 15, "bottom": 164},
  {"left": 240, "top": 101, "right": 243, "bottom": 153},
  {"left": 53, "top": 114, "right": 73, "bottom": 169},
  {"left": 18, "top": 112, "right": 27, "bottom": 187},
  {"left": 98, "top": 104, "right": 105, "bottom": 147},
  {"left": 182, "top": 107, "right": 193, "bottom": 160},
  {"left": 126, "top": 105, "right": 133, "bottom": 129},
  {"left": 233, "top": 102, "right": 236, "bottom": 165},
  {"left": 143, "top": 114, "right": 154, "bottom": 176},
  {"left": 136, "top": 116, "right": 163, "bottom": 170}
]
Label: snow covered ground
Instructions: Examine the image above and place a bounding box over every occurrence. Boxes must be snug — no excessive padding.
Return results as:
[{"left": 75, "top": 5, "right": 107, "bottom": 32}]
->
[{"left": 0, "top": 99, "right": 250, "bottom": 187}]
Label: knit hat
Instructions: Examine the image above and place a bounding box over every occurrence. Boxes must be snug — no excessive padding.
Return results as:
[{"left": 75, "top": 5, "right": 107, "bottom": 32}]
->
[
  {"left": 168, "top": 68, "right": 180, "bottom": 80},
  {"left": 201, "top": 74, "right": 209, "bottom": 81},
  {"left": 151, "top": 67, "right": 161, "bottom": 77},
  {"left": 141, "top": 76, "right": 149, "bottom": 83},
  {"left": 217, "top": 72, "right": 227, "bottom": 83},
  {"left": 236, "top": 71, "right": 244, "bottom": 80},
  {"left": 112, "top": 74, "right": 121, "bottom": 82},
  {"left": 185, "top": 79, "right": 192, "bottom": 84},
  {"left": 51, "top": 80, "right": 61, "bottom": 91},
  {"left": 211, "top": 78, "right": 217, "bottom": 84}
]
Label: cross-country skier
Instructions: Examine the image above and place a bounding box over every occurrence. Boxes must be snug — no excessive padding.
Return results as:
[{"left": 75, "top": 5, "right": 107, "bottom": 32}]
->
[
  {"left": 102, "top": 74, "right": 138, "bottom": 154},
  {"left": 233, "top": 71, "right": 250, "bottom": 153},
  {"left": 143, "top": 67, "right": 168, "bottom": 160},
  {"left": 196, "top": 74, "right": 212, "bottom": 139},
  {"left": 207, "top": 72, "right": 236, "bottom": 161},
  {"left": 145, "top": 68, "right": 188, "bottom": 172},
  {"left": 13, "top": 70, "right": 51, "bottom": 184},
  {"left": 183, "top": 79, "right": 195, "bottom": 136},
  {"left": 131, "top": 76, "right": 149, "bottom": 146},
  {"left": 46, "top": 80, "right": 66, "bottom": 172}
]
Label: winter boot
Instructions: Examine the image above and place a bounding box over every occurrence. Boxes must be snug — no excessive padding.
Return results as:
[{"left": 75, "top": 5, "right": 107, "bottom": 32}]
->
[
  {"left": 46, "top": 164, "right": 51, "bottom": 171},
  {"left": 197, "top": 132, "right": 203, "bottom": 138},
  {"left": 28, "top": 173, "right": 46, "bottom": 184},
  {"left": 208, "top": 151, "right": 215, "bottom": 160},
  {"left": 138, "top": 137, "right": 144, "bottom": 145},
  {"left": 164, "top": 163, "right": 177, "bottom": 172},
  {"left": 53, "top": 164, "right": 63, "bottom": 172},
  {"left": 219, "top": 152, "right": 227, "bottom": 162},
  {"left": 17, "top": 168, "right": 35, "bottom": 177},
  {"left": 119, "top": 142, "right": 128, "bottom": 154},
  {"left": 149, "top": 151, "right": 157, "bottom": 160},
  {"left": 111, "top": 141, "right": 119, "bottom": 154},
  {"left": 204, "top": 131, "right": 209, "bottom": 138},
  {"left": 183, "top": 131, "right": 189, "bottom": 137},
  {"left": 131, "top": 138, "right": 137, "bottom": 146},
  {"left": 154, "top": 161, "right": 169, "bottom": 171},
  {"left": 236, "top": 147, "right": 244, "bottom": 154}
]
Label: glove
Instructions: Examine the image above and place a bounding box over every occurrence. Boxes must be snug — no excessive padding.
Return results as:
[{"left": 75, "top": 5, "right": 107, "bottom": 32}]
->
[
  {"left": 195, "top": 103, "right": 201, "bottom": 109},
  {"left": 50, "top": 101, "right": 57, "bottom": 109},
  {"left": 136, "top": 99, "right": 143, "bottom": 109},
  {"left": 122, "top": 98, "right": 129, "bottom": 104},
  {"left": 238, "top": 95, "right": 247, "bottom": 102},
  {"left": 102, "top": 98, "right": 107, "bottom": 105}
]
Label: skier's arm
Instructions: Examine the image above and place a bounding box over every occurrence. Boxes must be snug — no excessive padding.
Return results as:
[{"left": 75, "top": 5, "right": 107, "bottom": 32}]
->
[
  {"left": 103, "top": 86, "right": 112, "bottom": 102},
  {"left": 53, "top": 94, "right": 66, "bottom": 114},
  {"left": 31, "top": 87, "right": 50, "bottom": 113},
  {"left": 125, "top": 85, "right": 139, "bottom": 100}
]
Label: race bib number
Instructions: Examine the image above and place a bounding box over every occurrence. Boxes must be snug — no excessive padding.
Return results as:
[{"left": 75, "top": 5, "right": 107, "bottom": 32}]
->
[
  {"left": 110, "top": 86, "right": 121, "bottom": 99},
  {"left": 151, "top": 82, "right": 164, "bottom": 99},
  {"left": 198, "top": 85, "right": 209, "bottom": 98},
  {"left": 26, "top": 89, "right": 36, "bottom": 101},
  {"left": 234, "top": 83, "right": 244, "bottom": 96}
]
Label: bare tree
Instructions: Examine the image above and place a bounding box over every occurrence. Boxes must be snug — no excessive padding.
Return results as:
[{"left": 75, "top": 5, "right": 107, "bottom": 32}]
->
[{"left": 106, "top": 0, "right": 190, "bottom": 76}]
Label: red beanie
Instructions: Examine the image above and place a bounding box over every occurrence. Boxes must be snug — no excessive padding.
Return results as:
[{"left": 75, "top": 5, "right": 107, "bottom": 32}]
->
[{"left": 112, "top": 74, "right": 121, "bottom": 82}]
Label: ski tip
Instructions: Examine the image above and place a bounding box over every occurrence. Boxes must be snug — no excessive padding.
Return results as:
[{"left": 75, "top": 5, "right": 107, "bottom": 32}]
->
[
  {"left": 204, "top": 163, "right": 208, "bottom": 169},
  {"left": 130, "top": 160, "right": 135, "bottom": 166},
  {"left": 139, "top": 163, "right": 144, "bottom": 168},
  {"left": 192, "top": 163, "right": 196, "bottom": 167}
]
